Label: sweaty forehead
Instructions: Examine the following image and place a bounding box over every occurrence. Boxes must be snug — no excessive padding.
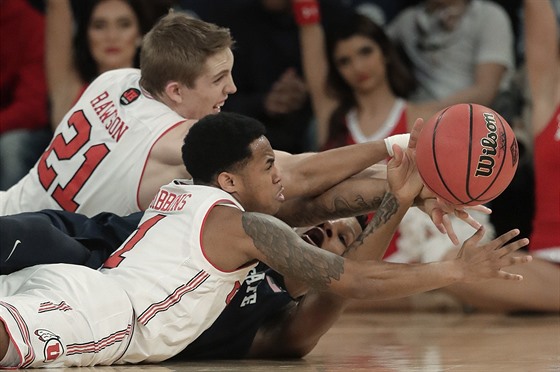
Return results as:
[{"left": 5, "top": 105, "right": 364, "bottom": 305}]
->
[
  {"left": 250, "top": 136, "right": 273, "bottom": 156},
  {"left": 203, "top": 48, "right": 234, "bottom": 75}
]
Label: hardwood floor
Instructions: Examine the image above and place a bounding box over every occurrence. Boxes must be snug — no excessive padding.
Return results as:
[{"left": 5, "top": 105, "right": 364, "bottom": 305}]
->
[{"left": 60, "top": 311, "right": 559, "bottom": 371}]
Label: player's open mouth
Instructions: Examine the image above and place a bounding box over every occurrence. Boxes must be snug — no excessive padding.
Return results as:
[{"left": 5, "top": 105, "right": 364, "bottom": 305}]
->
[
  {"left": 214, "top": 100, "right": 226, "bottom": 111},
  {"left": 276, "top": 186, "right": 285, "bottom": 201},
  {"left": 301, "top": 227, "right": 324, "bottom": 247}
]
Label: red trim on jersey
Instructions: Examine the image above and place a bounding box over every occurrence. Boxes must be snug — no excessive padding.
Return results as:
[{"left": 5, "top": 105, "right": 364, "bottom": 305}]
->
[
  {"left": 0, "top": 301, "right": 34, "bottom": 368},
  {"left": 135, "top": 120, "right": 188, "bottom": 211},
  {"left": 137, "top": 271, "right": 210, "bottom": 326},
  {"left": 66, "top": 324, "right": 133, "bottom": 356}
]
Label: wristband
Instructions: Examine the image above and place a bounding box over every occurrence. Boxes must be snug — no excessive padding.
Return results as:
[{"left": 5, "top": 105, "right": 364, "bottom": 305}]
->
[
  {"left": 293, "top": 0, "right": 321, "bottom": 25},
  {"left": 384, "top": 133, "right": 410, "bottom": 157}
]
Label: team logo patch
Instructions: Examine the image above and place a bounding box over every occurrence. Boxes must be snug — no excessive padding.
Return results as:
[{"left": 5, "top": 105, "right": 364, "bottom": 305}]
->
[
  {"left": 35, "top": 329, "right": 64, "bottom": 363},
  {"left": 120, "top": 88, "right": 141, "bottom": 105}
]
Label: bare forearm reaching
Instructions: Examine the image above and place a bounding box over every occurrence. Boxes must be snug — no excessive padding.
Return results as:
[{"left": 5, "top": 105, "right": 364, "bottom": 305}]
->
[
  {"left": 274, "top": 139, "right": 389, "bottom": 200},
  {"left": 243, "top": 211, "right": 531, "bottom": 301}
]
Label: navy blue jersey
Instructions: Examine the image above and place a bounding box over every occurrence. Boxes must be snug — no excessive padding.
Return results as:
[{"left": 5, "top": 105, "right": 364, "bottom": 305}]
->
[
  {"left": 175, "top": 262, "right": 294, "bottom": 359},
  {"left": 0, "top": 210, "right": 141, "bottom": 274}
]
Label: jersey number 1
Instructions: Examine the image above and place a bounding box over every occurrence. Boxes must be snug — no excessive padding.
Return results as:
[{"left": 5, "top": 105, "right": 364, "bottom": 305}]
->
[
  {"left": 102, "top": 214, "right": 166, "bottom": 269},
  {"left": 37, "top": 110, "right": 110, "bottom": 211}
]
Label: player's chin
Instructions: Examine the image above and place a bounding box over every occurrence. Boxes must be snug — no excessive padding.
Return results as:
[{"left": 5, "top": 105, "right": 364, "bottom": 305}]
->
[{"left": 267, "top": 199, "right": 284, "bottom": 216}]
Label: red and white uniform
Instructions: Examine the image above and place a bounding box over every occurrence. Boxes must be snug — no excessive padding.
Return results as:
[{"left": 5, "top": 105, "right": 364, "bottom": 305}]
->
[
  {"left": 0, "top": 264, "right": 133, "bottom": 368},
  {"left": 0, "top": 181, "right": 255, "bottom": 367},
  {"left": 530, "top": 105, "right": 560, "bottom": 262},
  {"left": 103, "top": 180, "right": 256, "bottom": 363},
  {"left": 0, "top": 68, "right": 185, "bottom": 217}
]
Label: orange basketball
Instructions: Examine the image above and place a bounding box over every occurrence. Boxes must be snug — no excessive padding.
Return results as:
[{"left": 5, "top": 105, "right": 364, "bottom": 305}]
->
[{"left": 416, "top": 103, "right": 519, "bottom": 206}]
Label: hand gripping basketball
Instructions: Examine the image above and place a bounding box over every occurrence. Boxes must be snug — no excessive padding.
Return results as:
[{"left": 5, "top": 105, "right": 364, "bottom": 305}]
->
[{"left": 416, "top": 103, "right": 519, "bottom": 206}]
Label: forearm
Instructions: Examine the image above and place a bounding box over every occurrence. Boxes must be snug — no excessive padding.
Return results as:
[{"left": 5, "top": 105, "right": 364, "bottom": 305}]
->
[
  {"left": 46, "top": 0, "right": 80, "bottom": 127},
  {"left": 343, "top": 192, "right": 409, "bottom": 261},
  {"left": 298, "top": 22, "right": 332, "bottom": 146},
  {"left": 343, "top": 259, "right": 462, "bottom": 300},
  {"left": 276, "top": 140, "right": 389, "bottom": 200},
  {"left": 435, "top": 64, "right": 506, "bottom": 108},
  {"left": 523, "top": 0, "right": 559, "bottom": 103},
  {"left": 243, "top": 211, "right": 462, "bottom": 301},
  {"left": 248, "top": 292, "right": 346, "bottom": 358},
  {"left": 276, "top": 166, "right": 388, "bottom": 226}
]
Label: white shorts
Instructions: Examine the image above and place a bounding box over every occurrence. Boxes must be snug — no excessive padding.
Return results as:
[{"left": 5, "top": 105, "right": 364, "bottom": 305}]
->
[{"left": 0, "top": 264, "right": 134, "bottom": 368}]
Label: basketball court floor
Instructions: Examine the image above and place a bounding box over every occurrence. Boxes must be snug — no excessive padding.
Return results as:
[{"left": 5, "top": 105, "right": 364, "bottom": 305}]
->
[{"left": 68, "top": 309, "right": 559, "bottom": 371}]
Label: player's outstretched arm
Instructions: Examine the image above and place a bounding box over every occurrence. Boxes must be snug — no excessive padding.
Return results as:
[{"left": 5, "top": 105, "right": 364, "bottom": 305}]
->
[
  {"left": 274, "top": 127, "right": 414, "bottom": 227},
  {"left": 240, "top": 210, "right": 531, "bottom": 301},
  {"left": 275, "top": 166, "right": 388, "bottom": 227},
  {"left": 273, "top": 140, "right": 387, "bottom": 201}
]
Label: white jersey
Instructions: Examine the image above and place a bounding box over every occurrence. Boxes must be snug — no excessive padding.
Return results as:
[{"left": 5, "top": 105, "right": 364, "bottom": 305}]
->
[
  {"left": 0, "top": 68, "right": 185, "bottom": 217},
  {"left": 102, "top": 180, "right": 257, "bottom": 363},
  {"left": 0, "top": 181, "right": 256, "bottom": 367},
  {"left": 0, "top": 264, "right": 134, "bottom": 368}
]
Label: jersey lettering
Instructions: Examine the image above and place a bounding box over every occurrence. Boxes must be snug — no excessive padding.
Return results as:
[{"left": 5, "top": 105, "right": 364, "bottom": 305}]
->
[
  {"left": 102, "top": 214, "right": 166, "bottom": 269},
  {"left": 37, "top": 110, "right": 110, "bottom": 211}
]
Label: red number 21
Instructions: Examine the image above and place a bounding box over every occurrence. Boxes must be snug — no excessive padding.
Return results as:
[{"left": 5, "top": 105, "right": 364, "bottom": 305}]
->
[{"left": 37, "top": 110, "right": 110, "bottom": 211}]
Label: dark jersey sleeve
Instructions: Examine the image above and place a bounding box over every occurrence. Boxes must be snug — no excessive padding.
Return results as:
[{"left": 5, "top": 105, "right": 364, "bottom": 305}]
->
[{"left": 0, "top": 209, "right": 142, "bottom": 274}]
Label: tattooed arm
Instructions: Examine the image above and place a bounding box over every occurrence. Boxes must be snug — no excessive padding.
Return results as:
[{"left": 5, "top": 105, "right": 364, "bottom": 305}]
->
[
  {"left": 276, "top": 118, "right": 423, "bottom": 227},
  {"left": 238, "top": 210, "right": 530, "bottom": 300},
  {"left": 245, "top": 191, "right": 405, "bottom": 359},
  {"left": 275, "top": 165, "right": 387, "bottom": 227}
]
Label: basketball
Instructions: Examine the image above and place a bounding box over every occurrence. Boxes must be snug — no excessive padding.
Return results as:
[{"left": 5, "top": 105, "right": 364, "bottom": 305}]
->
[{"left": 416, "top": 103, "right": 519, "bottom": 206}]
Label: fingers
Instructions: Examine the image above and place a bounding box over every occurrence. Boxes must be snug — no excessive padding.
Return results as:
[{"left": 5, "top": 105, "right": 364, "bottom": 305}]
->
[
  {"left": 453, "top": 208, "right": 468, "bottom": 219},
  {"left": 390, "top": 144, "right": 404, "bottom": 167},
  {"left": 489, "top": 228, "right": 521, "bottom": 250},
  {"left": 441, "top": 214, "right": 459, "bottom": 245},
  {"left": 430, "top": 207, "right": 447, "bottom": 234},
  {"left": 465, "top": 225, "right": 486, "bottom": 245},
  {"left": 498, "top": 237, "right": 530, "bottom": 257},
  {"left": 408, "top": 118, "right": 423, "bottom": 150},
  {"left": 465, "top": 204, "right": 492, "bottom": 214},
  {"left": 496, "top": 271, "right": 524, "bottom": 281},
  {"left": 459, "top": 214, "right": 482, "bottom": 230},
  {"left": 496, "top": 255, "right": 532, "bottom": 280},
  {"left": 451, "top": 207, "right": 482, "bottom": 229}
]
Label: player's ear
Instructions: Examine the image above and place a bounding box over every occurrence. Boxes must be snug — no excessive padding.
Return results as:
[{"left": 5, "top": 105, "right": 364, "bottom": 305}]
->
[
  {"left": 163, "top": 81, "right": 183, "bottom": 104},
  {"left": 217, "top": 172, "right": 237, "bottom": 193}
]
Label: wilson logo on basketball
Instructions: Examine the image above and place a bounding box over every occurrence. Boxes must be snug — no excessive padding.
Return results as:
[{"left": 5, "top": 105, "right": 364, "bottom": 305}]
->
[{"left": 475, "top": 113, "right": 499, "bottom": 177}]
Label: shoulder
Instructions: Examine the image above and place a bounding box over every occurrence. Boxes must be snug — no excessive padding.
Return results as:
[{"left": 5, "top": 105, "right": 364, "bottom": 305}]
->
[
  {"left": 94, "top": 68, "right": 140, "bottom": 82},
  {"left": 83, "top": 68, "right": 140, "bottom": 97},
  {"left": 387, "top": 6, "right": 419, "bottom": 36},
  {"left": 469, "top": 0, "right": 511, "bottom": 24}
]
